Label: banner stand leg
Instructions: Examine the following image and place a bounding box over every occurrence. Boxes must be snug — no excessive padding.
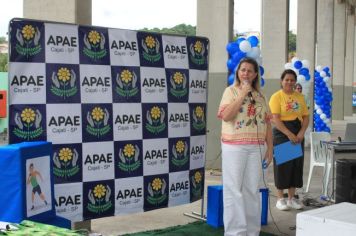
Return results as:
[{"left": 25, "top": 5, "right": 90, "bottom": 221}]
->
[{"left": 183, "top": 195, "right": 206, "bottom": 221}]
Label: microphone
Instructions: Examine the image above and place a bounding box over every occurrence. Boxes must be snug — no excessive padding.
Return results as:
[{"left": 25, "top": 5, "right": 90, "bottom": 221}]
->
[{"left": 248, "top": 91, "right": 255, "bottom": 104}]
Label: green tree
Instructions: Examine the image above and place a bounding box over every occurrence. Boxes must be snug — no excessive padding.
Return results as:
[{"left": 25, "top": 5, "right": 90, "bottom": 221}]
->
[
  {"left": 141, "top": 24, "right": 196, "bottom": 36},
  {"left": 288, "top": 31, "right": 296, "bottom": 52},
  {"left": 0, "top": 53, "right": 8, "bottom": 72},
  {"left": 0, "top": 37, "right": 7, "bottom": 44}
]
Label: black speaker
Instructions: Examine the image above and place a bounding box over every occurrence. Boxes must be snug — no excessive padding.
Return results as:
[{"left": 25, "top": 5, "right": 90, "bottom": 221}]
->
[{"left": 335, "top": 159, "right": 356, "bottom": 203}]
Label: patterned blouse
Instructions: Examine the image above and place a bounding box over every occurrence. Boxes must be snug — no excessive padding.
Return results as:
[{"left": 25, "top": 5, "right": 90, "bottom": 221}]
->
[
  {"left": 269, "top": 90, "right": 309, "bottom": 121},
  {"left": 217, "top": 86, "right": 271, "bottom": 145}
]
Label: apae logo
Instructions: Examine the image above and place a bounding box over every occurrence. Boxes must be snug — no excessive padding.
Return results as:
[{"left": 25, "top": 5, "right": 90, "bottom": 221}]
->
[
  {"left": 118, "top": 144, "right": 141, "bottom": 172},
  {"left": 172, "top": 140, "right": 189, "bottom": 167},
  {"left": 15, "top": 25, "right": 42, "bottom": 58},
  {"left": 13, "top": 108, "right": 43, "bottom": 140},
  {"left": 192, "top": 106, "right": 206, "bottom": 131},
  {"left": 169, "top": 72, "right": 187, "bottom": 98},
  {"left": 191, "top": 171, "right": 203, "bottom": 198},
  {"left": 142, "top": 36, "right": 161, "bottom": 62},
  {"left": 115, "top": 69, "right": 139, "bottom": 98},
  {"left": 87, "top": 184, "right": 112, "bottom": 214},
  {"left": 53, "top": 147, "right": 80, "bottom": 179},
  {"left": 51, "top": 67, "right": 78, "bottom": 99},
  {"left": 86, "top": 107, "right": 111, "bottom": 138},
  {"left": 147, "top": 178, "right": 167, "bottom": 205},
  {"left": 189, "top": 40, "right": 206, "bottom": 66},
  {"left": 146, "top": 106, "right": 166, "bottom": 134},
  {"left": 83, "top": 30, "right": 107, "bottom": 60}
]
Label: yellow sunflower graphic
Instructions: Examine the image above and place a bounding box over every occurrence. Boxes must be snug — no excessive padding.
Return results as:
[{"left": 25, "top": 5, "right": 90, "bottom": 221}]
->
[
  {"left": 59, "top": 148, "right": 73, "bottom": 162},
  {"left": 22, "top": 25, "right": 35, "bottom": 40},
  {"left": 194, "top": 41, "right": 203, "bottom": 53},
  {"left": 21, "top": 108, "right": 35, "bottom": 124},
  {"left": 57, "top": 67, "right": 71, "bottom": 82},
  {"left": 121, "top": 70, "right": 133, "bottom": 84},
  {"left": 176, "top": 140, "right": 185, "bottom": 153},
  {"left": 173, "top": 72, "right": 183, "bottom": 85},
  {"left": 152, "top": 178, "right": 162, "bottom": 191},
  {"left": 145, "top": 36, "right": 156, "bottom": 49},
  {"left": 92, "top": 107, "right": 104, "bottom": 122},
  {"left": 194, "top": 172, "right": 202, "bottom": 184},
  {"left": 195, "top": 106, "right": 204, "bottom": 118},
  {"left": 124, "top": 144, "right": 135, "bottom": 158},
  {"left": 93, "top": 184, "right": 106, "bottom": 199},
  {"left": 88, "top": 30, "right": 101, "bottom": 45},
  {"left": 150, "top": 106, "right": 161, "bottom": 120}
]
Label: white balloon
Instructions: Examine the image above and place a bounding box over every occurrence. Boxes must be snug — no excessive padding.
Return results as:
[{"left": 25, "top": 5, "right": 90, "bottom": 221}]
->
[
  {"left": 239, "top": 40, "right": 252, "bottom": 53},
  {"left": 291, "top": 57, "right": 299, "bottom": 64},
  {"left": 246, "top": 47, "right": 260, "bottom": 59},
  {"left": 316, "top": 109, "right": 323, "bottom": 115},
  {"left": 297, "top": 74, "right": 306, "bottom": 83},
  {"left": 316, "top": 65, "right": 323, "bottom": 72},
  {"left": 314, "top": 104, "right": 320, "bottom": 109},
  {"left": 320, "top": 71, "right": 326, "bottom": 77},
  {"left": 256, "top": 56, "right": 262, "bottom": 65},
  {"left": 284, "top": 62, "right": 292, "bottom": 69},
  {"left": 320, "top": 114, "right": 327, "bottom": 120},
  {"left": 325, "top": 119, "right": 331, "bottom": 124},
  {"left": 323, "top": 76, "right": 329, "bottom": 83},
  {"left": 302, "top": 59, "right": 310, "bottom": 69}
]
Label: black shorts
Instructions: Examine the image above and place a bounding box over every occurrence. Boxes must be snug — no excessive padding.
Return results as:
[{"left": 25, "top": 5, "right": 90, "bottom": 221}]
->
[
  {"left": 32, "top": 185, "right": 42, "bottom": 195},
  {"left": 273, "top": 119, "right": 304, "bottom": 190}
]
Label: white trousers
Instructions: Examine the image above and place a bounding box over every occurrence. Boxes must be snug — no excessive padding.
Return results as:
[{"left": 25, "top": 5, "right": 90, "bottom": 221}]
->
[{"left": 222, "top": 143, "right": 264, "bottom": 236}]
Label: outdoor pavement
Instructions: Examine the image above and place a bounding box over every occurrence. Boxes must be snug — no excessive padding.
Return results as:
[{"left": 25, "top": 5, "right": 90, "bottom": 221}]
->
[
  {"left": 1, "top": 116, "right": 355, "bottom": 236},
  {"left": 89, "top": 115, "right": 356, "bottom": 236}
]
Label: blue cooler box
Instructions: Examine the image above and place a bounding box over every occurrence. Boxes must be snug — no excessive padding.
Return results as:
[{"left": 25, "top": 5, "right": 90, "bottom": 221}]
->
[{"left": 207, "top": 185, "right": 269, "bottom": 228}]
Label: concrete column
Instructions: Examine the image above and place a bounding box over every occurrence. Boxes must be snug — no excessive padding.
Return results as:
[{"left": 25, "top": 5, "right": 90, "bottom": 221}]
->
[
  {"left": 23, "top": 0, "right": 91, "bottom": 25},
  {"left": 196, "top": 0, "right": 234, "bottom": 169},
  {"left": 261, "top": 0, "right": 289, "bottom": 98},
  {"left": 344, "top": 5, "right": 355, "bottom": 116},
  {"left": 331, "top": 0, "right": 345, "bottom": 119}
]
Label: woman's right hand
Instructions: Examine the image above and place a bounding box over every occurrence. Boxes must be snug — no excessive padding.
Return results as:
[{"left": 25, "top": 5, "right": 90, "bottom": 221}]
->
[{"left": 287, "top": 133, "right": 299, "bottom": 144}]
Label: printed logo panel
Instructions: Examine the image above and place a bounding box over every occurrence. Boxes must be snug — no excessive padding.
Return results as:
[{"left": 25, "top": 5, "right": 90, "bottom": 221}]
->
[
  {"left": 81, "top": 104, "right": 113, "bottom": 143},
  {"left": 168, "top": 171, "right": 190, "bottom": 207},
  {"left": 54, "top": 182, "right": 83, "bottom": 222},
  {"left": 142, "top": 103, "right": 168, "bottom": 139},
  {"left": 137, "top": 32, "right": 164, "bottom": 67},
  {"left": 45, "top": 23, "right": 79, "bottom": 64},
  {"left": 189, "top": 168, "right": 205, "bottom": 202},
  {"left": 80, "top": 65, "right": 112, "bottom": 103},
  {"left": 187, "top": 37, "right": 209, "bottom": 70},
  {"left": 111, "top": 66, "right": 141, "bottom": 103},
  {"left": 9, "top": 104, "right": 46, "bottom": 144},
  {"left": 115, "top": 177, "right": 144, "bottom": 215},
  {"left": 169, "top": 137, "right": 190, "bottom": 173},
  {"left": 144, "top": 174, "right": 169, "bottom": 212},
  {"left": 9, "top": 62, "right": 46, "bottom": 104},
  {"left": 9, "top": 20, "right": 45, "bottom": 62},
  {"left": 83, "top": 180, "right": 115, "bottom": 220},
  {"left": 189, "top": 103, "right": 206, "bottom": 136},
  {"left": 114, "top": 140, "right": 143, "bottom": 179},
  {"left": 142, "top": 139, "right": 169, "bottom": 176},
  {"left": 109, "top": 28, "right": 140, "bottom": 66},
  {"left": 112, "top": 103, "right": 142, "bottom": 141},
  {"left": 162, "top": 35, "right": 188, "bottom": 69},
  {"left": 79, "top": 26, "right": 110, "bottom": 65},
  {"left": 190, "top": 135, "right": 206, "bottom": 170},
  {"left": 166, "top": 69, "right": 189, "bottom": 103},
  {"left": 26, "top": 156, "right": 52, "bottom": 217},
  {"left": 188, "top": 70, "right": 208, "bottom": 103},
  {"left": 82, "top": 142, "right": 115, "bottom": 182},
  {"left": 46, "top": 104, "right": 82, "bottom": 144},
  {"left": 53, "top": 144, "right": 82, "bottom": 184},
  {"left": 168, "top": 103, "right": 190, "bottom": 138},
  {"left": 46, "top": 64, "right": 81, "bottom": 103},
  {"left": 140, "top": 67, "right": 167, "bottom": 103}
]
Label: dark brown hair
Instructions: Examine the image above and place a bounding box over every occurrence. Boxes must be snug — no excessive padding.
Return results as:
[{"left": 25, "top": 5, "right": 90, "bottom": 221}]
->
[
  {"left": 234, "top": 57, "right": 260, "bottom": 92},
  {"left": 280, "top": 69, "right": 297, "bottom": 81}
]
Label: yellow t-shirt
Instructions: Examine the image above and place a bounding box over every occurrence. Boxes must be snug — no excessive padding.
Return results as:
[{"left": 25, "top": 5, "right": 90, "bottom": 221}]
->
[
  {"left": 217, "top": 86, "right": 270, "bottom": 144},
  {"left": 269, "top": 90, "right": 309, "bottom": 121}
]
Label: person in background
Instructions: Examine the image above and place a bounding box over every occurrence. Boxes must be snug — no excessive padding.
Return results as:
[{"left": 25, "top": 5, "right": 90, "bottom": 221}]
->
[
  {"left": 269, "top": 69, "right": 309, "bottom": 211},
  {"left": 217, "top": 57, "right": 273, "bottom": 236},
  {"left": 295, "top": 83, "right": 303, "bottom": 93}
]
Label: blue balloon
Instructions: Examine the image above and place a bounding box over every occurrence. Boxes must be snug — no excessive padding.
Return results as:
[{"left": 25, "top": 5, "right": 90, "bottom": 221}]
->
[
  {"left": 247, "top": 36, "right": 259, "bottom": 47},
  {"left": 236, "top": 37, "right": 246, "bottom": 45},
  {"left": 232, "top": 51, "right": 246, "bottom": 64},
  {"left": 228, "top": 73, "right": 235, "bottom": 85},
  {"left": 259, "top": 66, "right": 264, "bottom": 76},
  {"left": 226, "top": 42, "right": 240, "bottom": 56},
  {"left": 227, "top": 59, "right": 236, "bottom": 71},
  {"left": 305, "top": 74, "right": 311, "bottom": 81},
  {"left": 299, "top": 68, "right": 309, "bottom": 76},
  {"left": 323, "top": 67, "right": 330, "bottom": 73},
  {"left": 260, "top": 78, "right": 265, "bottom": 87},
  {"left": 294, "top": 60, "right": 303, "bottom": 69}
]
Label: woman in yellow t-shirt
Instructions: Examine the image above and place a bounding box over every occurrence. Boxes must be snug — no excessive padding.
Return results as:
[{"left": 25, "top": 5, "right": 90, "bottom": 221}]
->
[
  {"left": 217, "top": 57, "right": 273, "bottom": 236},
  {"left": 269, "top": 69, "right": 309, "bottom": 211}
]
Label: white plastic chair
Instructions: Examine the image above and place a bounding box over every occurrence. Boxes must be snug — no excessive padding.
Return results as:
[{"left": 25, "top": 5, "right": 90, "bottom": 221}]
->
[{"left": 305, "top": 132, "right": 331, "bottom": 196}]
